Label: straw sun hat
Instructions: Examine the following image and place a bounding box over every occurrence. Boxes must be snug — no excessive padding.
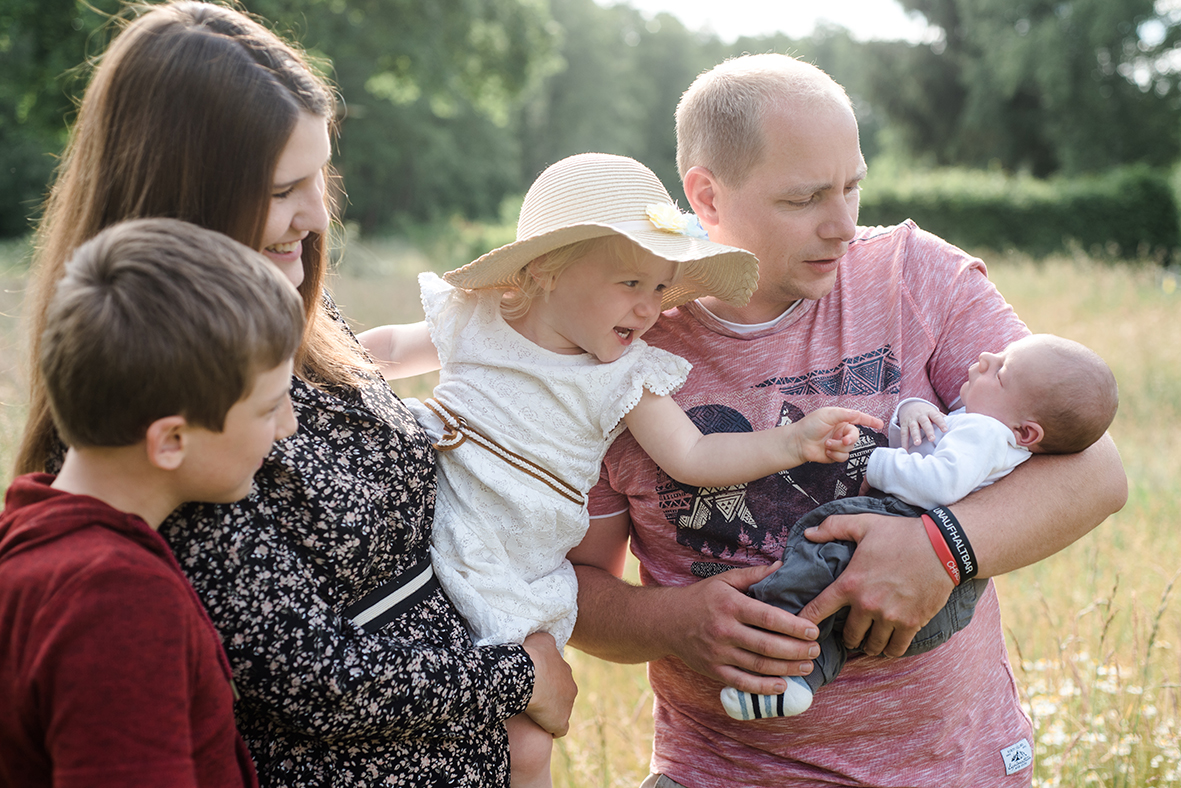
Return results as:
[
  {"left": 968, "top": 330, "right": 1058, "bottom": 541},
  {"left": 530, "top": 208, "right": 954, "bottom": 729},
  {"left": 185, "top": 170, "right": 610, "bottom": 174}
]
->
[{"left": 443, "top": 153, "right": 759, "bottom": 309}]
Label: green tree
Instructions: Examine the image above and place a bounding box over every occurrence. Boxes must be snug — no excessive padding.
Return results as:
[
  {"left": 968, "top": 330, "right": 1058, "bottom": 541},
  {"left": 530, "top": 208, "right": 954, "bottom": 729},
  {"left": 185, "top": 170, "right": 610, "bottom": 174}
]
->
[
  {"left": 517, "top": 0, "right": 727, "bottom": 202},
  {"left": 0, "top": 0, "right": 121, "bottom": 237},
  {"left": 869, "top": 0, "right": 1181, "bottom": 175},
  {"left": 245, "top": 0, "right": 555, "bottom": 231},
  {"left": 0, "top": 0, "right": 555, "bottom": 237}
]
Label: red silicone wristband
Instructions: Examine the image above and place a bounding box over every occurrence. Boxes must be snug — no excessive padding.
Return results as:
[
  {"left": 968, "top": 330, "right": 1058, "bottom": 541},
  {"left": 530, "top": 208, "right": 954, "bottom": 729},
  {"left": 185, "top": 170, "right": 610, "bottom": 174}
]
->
[{"left": 922, "top": 514, "right": 961, "bottom": 586}]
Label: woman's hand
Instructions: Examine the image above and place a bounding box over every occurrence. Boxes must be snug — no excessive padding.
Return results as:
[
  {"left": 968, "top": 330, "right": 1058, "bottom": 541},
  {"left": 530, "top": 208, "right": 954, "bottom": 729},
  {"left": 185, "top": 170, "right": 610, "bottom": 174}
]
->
[{"left": 522, "top": 632, "right": 577, "bottom": 737}]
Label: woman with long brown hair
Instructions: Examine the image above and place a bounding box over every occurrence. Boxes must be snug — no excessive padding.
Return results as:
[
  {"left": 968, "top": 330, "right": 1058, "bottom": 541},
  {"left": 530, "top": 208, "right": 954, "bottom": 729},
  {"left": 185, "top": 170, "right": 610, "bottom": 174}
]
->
[{"left": 16, "top": 3, "right": 574, "bottom": 786}]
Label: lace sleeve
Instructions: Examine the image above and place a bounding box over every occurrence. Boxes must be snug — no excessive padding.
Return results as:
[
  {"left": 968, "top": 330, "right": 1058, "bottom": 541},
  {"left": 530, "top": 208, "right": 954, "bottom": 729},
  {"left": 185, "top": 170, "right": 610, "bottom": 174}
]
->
[
  {"left": 417, "top": 272, "right": 472, "bottom": 365},
  {"left": 598, "top": 343, "right": 692, "bottom": 438}
]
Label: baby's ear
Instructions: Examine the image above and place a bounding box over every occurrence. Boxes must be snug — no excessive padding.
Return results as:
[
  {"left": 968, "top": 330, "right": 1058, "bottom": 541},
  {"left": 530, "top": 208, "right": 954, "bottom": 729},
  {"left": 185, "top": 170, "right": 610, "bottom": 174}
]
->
[
  {"left": 144, "top": 415, "right": 189, "bottom": 471},
  {"left": 1013, "top": 420, "right": 1045, "bottom": 451}
]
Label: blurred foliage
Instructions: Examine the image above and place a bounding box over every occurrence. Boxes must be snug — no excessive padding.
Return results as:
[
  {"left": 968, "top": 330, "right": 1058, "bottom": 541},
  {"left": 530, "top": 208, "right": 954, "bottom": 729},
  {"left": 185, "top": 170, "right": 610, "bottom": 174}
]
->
[
  {"left": 0, "top": 0, "right": 123, "bottom": 237},
  {"left": 869, "top": 0, "right": 1181, "bottom": 176},
  {"left": 0, "top": 0, "right": 555, "bottom": 236},
  {"left": 245, "top": 0, "right": 555, "bottom": 229},
  {"left": 516, "top": 0, "right": 727, "bottom": 202},
  {"left": 859, "top": 163, "right": 1180, "bottom": 259},
  {"left": 2, "top": 0, "right": 1181, "bottom": 253}
]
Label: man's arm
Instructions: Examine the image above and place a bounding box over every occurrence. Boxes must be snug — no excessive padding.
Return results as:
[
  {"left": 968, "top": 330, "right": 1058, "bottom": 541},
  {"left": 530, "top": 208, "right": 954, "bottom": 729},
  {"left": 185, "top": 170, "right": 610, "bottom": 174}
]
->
[
  {"left": 567, "top": 511, "right": 821, "bottom": 695},
  {"left": 952, "top": 433, "right": 1125, "bottom": 574},
  {"left": 800, "top": 433, "right": 1127, "bottom": 656}
]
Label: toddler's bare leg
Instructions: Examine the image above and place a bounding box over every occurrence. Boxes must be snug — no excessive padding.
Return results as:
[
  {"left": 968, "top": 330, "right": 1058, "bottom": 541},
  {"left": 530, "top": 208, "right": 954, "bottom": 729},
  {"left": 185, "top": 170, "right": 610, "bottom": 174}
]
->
[{"left": 506, "top": 712, "right": 554, "bottom": 788}]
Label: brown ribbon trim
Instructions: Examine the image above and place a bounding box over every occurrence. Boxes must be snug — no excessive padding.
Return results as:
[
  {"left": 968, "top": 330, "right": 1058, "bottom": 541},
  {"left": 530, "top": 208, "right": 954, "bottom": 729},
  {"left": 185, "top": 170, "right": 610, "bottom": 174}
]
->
[{"left": 423, "top": 398, "right": 585, "bottom": 507}]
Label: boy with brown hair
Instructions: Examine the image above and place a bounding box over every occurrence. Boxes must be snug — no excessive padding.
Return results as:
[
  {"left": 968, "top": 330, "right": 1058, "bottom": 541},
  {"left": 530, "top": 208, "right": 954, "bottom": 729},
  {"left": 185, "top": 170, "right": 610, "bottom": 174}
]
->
[{"left": 0, "top": 218, "right": 304, "bottom": 787}]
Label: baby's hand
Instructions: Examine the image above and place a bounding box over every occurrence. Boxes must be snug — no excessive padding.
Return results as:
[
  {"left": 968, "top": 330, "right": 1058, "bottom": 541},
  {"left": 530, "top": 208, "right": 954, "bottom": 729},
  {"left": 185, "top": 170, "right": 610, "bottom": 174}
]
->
[
  {"left": 897, "top": 400, "right": 947, "bottom": 447},
  {"left": 795, "top": 407, "right": 884, "bottom": 464}
]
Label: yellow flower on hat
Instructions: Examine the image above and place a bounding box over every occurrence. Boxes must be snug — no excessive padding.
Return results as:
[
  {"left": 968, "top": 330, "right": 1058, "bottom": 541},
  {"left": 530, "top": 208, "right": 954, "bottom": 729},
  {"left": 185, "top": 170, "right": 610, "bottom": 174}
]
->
[{"left": 646, "top": 203, "right": 709, "bottom": 239}]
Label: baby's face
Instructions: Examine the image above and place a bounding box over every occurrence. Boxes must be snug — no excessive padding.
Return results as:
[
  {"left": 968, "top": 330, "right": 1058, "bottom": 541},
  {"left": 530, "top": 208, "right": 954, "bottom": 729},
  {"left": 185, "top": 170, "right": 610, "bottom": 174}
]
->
[{"left": 959, "top": 336, "right": 1052, "bottom": 427}]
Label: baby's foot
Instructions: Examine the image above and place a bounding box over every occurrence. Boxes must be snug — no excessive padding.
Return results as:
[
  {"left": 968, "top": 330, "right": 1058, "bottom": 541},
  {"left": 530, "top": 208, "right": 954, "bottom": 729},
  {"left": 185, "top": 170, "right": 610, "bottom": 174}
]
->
[{"left": 719, "top": 676, "right": 813, "bottom": 720}]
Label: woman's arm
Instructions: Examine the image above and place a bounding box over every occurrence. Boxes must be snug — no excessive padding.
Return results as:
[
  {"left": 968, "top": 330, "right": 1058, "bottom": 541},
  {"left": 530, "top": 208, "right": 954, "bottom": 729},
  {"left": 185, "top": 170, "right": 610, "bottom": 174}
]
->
[
  {"left": 622, "top": 390, "right": 882, "bottom": 487},
  {"left": 357, "top": 322, "right": 440, "bottom": 380},
  {"left": 183, "top": 519, "right": 536, "bottom": 742}
]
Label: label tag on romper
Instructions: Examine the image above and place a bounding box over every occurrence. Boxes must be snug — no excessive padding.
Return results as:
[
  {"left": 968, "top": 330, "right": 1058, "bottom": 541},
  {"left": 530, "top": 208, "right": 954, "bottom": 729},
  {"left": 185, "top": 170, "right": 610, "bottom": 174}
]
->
[{"left": 1001, "top": 738, "right": 1033, "bottom": 775}]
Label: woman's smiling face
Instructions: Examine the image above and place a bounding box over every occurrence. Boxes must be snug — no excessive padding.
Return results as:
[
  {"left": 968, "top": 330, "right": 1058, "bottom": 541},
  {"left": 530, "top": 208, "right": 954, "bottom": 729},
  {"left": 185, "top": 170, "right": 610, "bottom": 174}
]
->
[{"left": 259, "top": 112, "right": 331, "bottom": 287}]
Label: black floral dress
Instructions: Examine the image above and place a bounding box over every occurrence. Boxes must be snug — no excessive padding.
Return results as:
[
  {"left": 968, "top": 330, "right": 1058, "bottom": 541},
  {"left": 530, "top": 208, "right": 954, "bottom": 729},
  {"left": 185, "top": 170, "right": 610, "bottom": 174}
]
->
[{"left": 159, "top": 306, "right": 533, "bottom": 787}]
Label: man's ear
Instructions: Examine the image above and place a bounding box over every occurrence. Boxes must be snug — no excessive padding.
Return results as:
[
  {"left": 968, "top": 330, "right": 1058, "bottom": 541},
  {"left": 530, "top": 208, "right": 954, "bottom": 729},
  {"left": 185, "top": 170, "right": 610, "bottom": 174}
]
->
[
  {"left": 683, "top": 166, "right": 721, "bottom": 227},
  {"left": 1013, "top": 420, "right": 1045, "bottom": 451},
  {"left": 145, "top": 415, "right": 189, "bottom": 471}
]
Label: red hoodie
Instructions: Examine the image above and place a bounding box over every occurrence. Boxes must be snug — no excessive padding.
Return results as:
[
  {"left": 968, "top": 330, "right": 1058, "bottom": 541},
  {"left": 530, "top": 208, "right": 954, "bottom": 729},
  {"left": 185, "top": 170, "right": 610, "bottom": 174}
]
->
[{"left": 0, "top": 473, "right": 258, "bottom": 788}]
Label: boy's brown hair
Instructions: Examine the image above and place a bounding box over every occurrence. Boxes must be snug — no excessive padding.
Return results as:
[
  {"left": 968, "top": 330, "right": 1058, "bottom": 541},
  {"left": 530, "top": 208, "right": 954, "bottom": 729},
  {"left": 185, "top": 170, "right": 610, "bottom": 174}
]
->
[{"left": 40, "top": 218, "right": 304, "bottom": 448}]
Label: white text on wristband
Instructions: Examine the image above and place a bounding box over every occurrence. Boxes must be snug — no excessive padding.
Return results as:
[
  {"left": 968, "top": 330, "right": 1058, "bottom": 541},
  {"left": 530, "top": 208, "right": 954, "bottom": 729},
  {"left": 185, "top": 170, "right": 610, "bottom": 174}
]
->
[{"left": 926, "top": 505, "right": 978, "bottom": 582}]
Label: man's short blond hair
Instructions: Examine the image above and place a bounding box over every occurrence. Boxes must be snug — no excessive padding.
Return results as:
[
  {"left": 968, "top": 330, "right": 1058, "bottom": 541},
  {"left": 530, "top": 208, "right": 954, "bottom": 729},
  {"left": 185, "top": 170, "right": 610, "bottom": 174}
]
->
[{"left": 676, "top": 54, "right": 854, "bottom": 187}]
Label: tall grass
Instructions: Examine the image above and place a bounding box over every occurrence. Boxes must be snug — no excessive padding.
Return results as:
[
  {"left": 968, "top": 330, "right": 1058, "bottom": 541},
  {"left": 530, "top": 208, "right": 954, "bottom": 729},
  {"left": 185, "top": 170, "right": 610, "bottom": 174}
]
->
[
  {"left": 0, "top": 237, "right": 33, "bottom": 477},
  {"left": 0, "top": 235, "right": 1176, "bottom": 786},
  {"left": 983, "top": 254, "right": 1181, "bottom": 788}
]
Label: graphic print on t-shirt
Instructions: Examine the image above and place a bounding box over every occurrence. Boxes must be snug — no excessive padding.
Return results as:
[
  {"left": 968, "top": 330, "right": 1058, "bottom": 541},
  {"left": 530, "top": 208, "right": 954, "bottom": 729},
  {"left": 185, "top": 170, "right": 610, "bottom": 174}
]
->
[
  {"left": 659, "top": 347, "right": 899, "bottom": 562},
  {"left": 754, "top": 346, "right": 901, "bottom": 398}
]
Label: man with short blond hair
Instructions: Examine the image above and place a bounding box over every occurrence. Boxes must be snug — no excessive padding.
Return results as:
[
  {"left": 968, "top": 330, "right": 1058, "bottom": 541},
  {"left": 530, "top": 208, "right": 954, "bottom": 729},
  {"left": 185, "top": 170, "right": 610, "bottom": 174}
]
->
[{"left": 569, "top": 54, "right": 1126, "bottom": 787}]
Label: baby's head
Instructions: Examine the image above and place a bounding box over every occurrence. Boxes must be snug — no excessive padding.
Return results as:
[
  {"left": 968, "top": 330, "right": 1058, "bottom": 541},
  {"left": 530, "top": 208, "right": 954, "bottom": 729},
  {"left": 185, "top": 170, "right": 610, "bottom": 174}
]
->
[
  {"left": 959, "top": 334, "right": 1118, "bottom": 454},
  {"left": 442, "top": 153, "right": 759, "bottom": 360},
  {"left": 41, "top": 218, "right": 305, "bottom": 499}
]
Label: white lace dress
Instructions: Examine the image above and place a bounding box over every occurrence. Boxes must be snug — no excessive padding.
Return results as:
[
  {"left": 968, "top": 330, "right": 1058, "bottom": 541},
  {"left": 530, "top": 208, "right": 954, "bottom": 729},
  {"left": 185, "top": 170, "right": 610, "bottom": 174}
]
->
[{"left": 411, "top": 273, "right": 690, "bottom": 649}]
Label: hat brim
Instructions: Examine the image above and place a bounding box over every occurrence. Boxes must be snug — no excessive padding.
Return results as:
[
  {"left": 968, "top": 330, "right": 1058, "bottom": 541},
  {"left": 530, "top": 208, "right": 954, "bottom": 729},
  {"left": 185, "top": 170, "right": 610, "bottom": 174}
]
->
[{"left": 443, "top": 222, "right": 758, "bottom": 309}]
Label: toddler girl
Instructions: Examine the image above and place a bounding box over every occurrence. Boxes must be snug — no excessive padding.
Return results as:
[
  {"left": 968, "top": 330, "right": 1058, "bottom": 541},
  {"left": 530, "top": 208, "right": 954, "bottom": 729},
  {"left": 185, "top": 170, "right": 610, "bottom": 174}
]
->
[{"left": 360, "top": 153, "right": 882, "bottom": 787}]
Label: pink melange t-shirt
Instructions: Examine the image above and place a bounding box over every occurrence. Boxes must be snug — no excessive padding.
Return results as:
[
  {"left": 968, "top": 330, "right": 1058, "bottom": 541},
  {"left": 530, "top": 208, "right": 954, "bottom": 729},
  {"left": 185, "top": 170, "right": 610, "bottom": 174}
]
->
[{"left": 589, "top": 221, "right": 1036, "bottom": 787}]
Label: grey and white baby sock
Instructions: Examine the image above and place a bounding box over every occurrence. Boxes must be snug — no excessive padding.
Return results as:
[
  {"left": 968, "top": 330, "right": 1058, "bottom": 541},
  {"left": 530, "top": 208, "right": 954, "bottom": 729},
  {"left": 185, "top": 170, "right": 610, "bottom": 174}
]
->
[{"left": 720, "top": 675, "right": 813, "bottom": 720}]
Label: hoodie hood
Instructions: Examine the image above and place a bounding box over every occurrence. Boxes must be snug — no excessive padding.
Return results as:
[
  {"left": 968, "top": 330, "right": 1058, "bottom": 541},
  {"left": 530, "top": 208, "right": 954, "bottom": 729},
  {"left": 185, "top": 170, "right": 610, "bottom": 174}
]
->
[{"left": 0, "top": 473, "right": 169, "bottom": 567}]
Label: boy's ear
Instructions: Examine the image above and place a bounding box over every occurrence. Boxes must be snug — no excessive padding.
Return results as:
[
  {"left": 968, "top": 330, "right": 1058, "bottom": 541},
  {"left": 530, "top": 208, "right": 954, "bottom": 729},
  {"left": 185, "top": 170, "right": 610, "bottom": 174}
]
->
[
  {"left": 145, "top": 416, "right": 189, "bottom": 471},
  {"left": 1013, "top": 420, "right": 1045, "bottom": 451},
  {"left": 682, "top": 166, "right": 721, "bottom": 227}
]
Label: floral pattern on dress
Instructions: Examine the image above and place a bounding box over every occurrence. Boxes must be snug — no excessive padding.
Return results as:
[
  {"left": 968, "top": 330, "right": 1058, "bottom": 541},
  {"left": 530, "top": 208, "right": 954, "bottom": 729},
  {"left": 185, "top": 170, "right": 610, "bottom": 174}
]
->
[{"left": 159, "top": 297, "right": 533, "bottom": 788}]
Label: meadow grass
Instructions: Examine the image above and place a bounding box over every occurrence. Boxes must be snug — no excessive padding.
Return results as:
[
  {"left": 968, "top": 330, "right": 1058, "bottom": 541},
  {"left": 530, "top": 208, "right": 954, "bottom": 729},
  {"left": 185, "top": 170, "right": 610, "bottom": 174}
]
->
[{"left": 0, "top": 235, "right": 1177, "bottom": 787}]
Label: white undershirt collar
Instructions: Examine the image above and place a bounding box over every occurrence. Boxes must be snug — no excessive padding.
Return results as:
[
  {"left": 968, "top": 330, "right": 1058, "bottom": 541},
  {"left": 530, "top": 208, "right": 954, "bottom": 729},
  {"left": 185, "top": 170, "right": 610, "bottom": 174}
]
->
[{"left": 694, "top": 299, "right": 803, "bottom": 335}]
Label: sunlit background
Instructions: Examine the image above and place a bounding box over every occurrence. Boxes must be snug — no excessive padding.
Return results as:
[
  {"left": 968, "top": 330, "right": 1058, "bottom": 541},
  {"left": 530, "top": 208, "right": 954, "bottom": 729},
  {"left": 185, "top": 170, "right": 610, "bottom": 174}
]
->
[
  {"left": 1, "top": 2, "right": 1179, "bottom": 784},
  {"left": 615, "top": 0, "right": 937, "bottom": 42}
]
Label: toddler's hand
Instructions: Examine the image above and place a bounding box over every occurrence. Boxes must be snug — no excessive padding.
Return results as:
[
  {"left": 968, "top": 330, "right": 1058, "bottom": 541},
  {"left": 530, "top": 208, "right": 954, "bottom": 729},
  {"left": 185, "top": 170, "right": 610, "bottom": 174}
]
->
[
  {"left": 897, "top": 400, "right": 946, "bottom": 447},
  {"left": 796, "top": 407, "right": 884, "bottom": 464}
]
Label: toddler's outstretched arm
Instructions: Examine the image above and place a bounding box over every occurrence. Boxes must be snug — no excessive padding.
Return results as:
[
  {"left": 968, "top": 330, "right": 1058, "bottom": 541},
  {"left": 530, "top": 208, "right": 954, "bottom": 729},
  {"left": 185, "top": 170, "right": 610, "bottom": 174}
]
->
[
  {"left": 624, "top": 390, "right": 882, "bottom": 488},
  {"left": 357, "top": 322, "right": 441, "bottom": 380}
]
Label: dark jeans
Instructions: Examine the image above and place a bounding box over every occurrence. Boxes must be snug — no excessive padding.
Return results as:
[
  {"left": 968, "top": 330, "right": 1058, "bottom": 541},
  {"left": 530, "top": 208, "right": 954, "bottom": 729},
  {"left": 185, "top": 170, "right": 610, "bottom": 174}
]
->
[{"left": 747, "top": 495, "right": 986, "bottom": 693}]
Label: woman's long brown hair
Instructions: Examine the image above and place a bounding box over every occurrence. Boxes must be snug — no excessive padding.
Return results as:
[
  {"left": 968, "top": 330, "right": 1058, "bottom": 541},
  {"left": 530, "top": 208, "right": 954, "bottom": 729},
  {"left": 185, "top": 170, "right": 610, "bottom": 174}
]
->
[{"left": 17, "top": 1, "right": 368, "bottom": 475}]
